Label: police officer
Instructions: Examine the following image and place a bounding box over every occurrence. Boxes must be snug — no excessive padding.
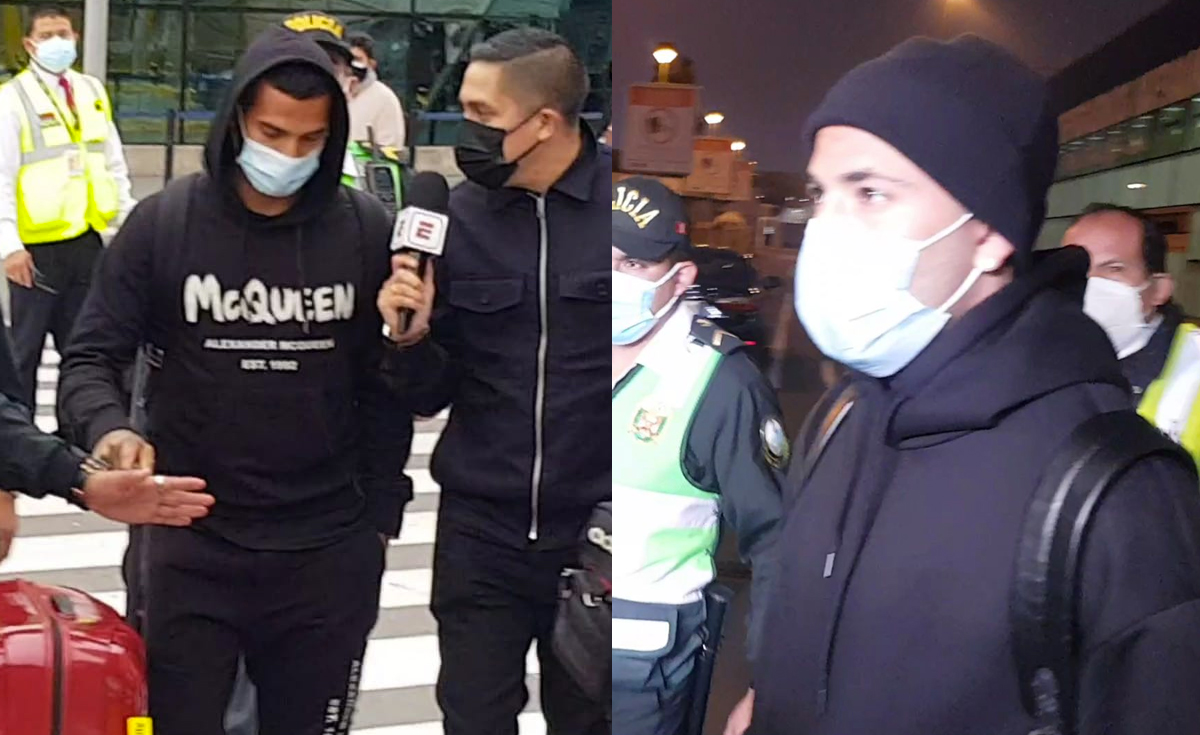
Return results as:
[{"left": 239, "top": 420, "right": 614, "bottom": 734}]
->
[
  {"left": 1065, "top": 203, "right": 1200, "bottom": 464},
  {"left": 0, "top": 5, "right": 135, "bottom": 410},
  {"left": 280, "top": 11, "right": 404, "bottom": 207},
  {"left": 611, "top": 177, "right": 785, "bottom": 735}
]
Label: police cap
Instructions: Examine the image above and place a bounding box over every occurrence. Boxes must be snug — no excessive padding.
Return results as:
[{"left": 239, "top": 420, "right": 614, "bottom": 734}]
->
[{"left": 612, "top": 176, "right": 691, "bottom": 262}]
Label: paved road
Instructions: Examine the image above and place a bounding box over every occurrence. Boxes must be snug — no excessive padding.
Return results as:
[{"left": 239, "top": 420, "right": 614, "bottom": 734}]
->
[{"left": 0, "top": 342, "right": 548, "bottom": 734}]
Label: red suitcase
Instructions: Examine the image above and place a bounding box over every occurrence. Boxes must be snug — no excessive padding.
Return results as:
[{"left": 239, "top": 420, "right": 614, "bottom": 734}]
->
[{"left": 0, "top": 580, "right": 149, "bottom": 735}]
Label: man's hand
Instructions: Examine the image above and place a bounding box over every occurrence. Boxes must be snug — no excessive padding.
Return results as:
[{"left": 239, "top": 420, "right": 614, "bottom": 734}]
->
[
  {"left": 723, "top": 688, "right": 755, "bottom": 735},
  {"left": 93, "top": 429, "right": 156, "bottom": 470},
  {"left": 0, "top": 491, "right": 16, "bottom": 563},
  {"left": 378, "top": 254, "right": 435, "bottom": 347},
  {"left": 4, "top": 250, "right": 33, "bottom": 289},
  {"left": 83, "top": 471, "right": 213, "bottom": 527}
]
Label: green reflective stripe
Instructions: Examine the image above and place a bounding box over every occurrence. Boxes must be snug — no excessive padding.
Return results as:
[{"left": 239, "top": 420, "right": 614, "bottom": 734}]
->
[
  {"left": 11, "top": 78, "right": 45, "bottom": 153},
  {"left": 644, "top": 525, "right": 720, "bottom": 576}
]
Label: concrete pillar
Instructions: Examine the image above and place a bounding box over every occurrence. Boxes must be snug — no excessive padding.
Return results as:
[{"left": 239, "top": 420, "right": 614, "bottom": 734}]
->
[{"left": 82, "top": 0, "right": 108, "bottom": 80}]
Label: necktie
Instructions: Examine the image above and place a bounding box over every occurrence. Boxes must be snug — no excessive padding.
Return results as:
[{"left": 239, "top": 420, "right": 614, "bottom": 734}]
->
[{"left": 58, "top": 76, "right": 77, "bottom": 122}]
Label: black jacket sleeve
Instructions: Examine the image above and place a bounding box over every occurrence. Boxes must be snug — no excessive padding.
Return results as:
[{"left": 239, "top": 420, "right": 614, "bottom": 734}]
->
[
  {"left": 352, "top": 191, "right": 415, "bottom": 537},
  {"left": 685, "top": 351, "right": 788, "bottom": 666},
  {"left": 1077, "top": 454, "right": 1200, "bottom": 734},
  {"left": 379, "top": 247, "right": 460, "bottom": 417},
  {"left": 0, "top": 391, "right": 86, "bottom": 499},
  {"left": 58, "top": 197, "right": 158, "bottom": 450}
]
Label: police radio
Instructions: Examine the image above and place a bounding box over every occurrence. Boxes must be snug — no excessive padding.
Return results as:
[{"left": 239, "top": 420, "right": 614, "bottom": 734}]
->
[{"left": 363, "top": 126, "right": 399, "bottom": 209}]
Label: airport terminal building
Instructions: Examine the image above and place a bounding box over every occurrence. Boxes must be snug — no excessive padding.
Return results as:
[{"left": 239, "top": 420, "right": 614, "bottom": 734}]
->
[{"left": 0, "top": 0, "right": 611, "bottom": 147}]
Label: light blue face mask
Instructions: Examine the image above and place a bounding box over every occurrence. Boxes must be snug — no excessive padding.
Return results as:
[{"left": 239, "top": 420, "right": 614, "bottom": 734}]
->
[
  {"left": 612, "top": 265, "right": 682, "bottom": 346},
  {"left": 236, "top": 124, "right": 323, "bottom": 198},
  {"left": 794, "top": 212, "right": 983, "bottom": 377},
  {"left": 33, "top": 36, "right": 77, "bottom": 74}
]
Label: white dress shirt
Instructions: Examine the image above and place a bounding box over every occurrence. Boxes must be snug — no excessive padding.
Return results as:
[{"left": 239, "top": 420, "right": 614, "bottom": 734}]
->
[
  {"left": 0, "top": 64, "right": 136, "bottom": 259},
  {"left": 348, "top": 74, "right": 407, "bottom": 149}
]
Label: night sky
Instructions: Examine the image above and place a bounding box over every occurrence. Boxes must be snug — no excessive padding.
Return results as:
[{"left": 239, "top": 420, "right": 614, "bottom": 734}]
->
[{"left": 612, "top": 0, "right": 1173, "bottom": 171}]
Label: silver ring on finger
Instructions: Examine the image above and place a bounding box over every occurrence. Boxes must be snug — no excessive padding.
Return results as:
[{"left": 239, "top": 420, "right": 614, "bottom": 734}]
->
[{"left": 152, "top": 474, "right": 166, "bottom": 489}]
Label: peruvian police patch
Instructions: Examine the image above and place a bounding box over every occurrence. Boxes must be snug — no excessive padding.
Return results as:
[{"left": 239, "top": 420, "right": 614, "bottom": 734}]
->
[{"left": 761, "top": 417, "right": 790, "bottom": 469}]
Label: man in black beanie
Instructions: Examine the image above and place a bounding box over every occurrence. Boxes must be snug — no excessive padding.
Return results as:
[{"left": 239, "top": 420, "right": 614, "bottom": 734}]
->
[{"left": 749, "top": 35, "right": 1200, "bottom": 735}]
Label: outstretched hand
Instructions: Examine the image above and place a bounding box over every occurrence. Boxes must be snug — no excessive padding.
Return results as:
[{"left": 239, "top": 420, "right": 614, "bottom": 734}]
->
[{"left": 83, "top": 471, "right": 213, "bottom": 527}]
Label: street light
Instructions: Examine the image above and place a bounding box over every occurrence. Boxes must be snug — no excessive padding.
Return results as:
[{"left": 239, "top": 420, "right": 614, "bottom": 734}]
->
[
  {"left": 704, "top": 111, "right": 725, "bottom": 135},
  {"left": 654, "top": 44, "right": 678, "bottom": 83},
  {"left": 731, "top": 140, "right": 747, "bottom": 152}
]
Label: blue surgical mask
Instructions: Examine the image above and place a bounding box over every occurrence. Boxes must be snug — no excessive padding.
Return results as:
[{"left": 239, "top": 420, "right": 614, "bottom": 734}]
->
[
  {"left": 236, "top": 129, "right": 322, "bottom": 198},
  {"left": 794, "top": 212, "right": 982, "bottom": 377},
  {"left": 33, "top": 36, "right": 77, "bottom": 74},
  {"left": 612, "top": 265, "right": 682, "bottom": 345}
]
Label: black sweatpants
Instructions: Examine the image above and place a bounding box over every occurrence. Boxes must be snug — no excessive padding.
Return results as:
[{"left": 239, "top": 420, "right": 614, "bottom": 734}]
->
[
  {"left": 432, "top": 513, "right": 610, "bottom": 735},
  {"left": 8, "top": 231, "right": 102, "bottom": 409},
  {"left": 142, "top": 524, "right": 384, "bottom": 735}
]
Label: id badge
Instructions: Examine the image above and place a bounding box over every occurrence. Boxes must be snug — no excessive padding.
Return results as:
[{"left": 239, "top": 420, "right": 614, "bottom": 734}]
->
[{"left": 66, "top": 150, "right": 85, "bottom": 178}]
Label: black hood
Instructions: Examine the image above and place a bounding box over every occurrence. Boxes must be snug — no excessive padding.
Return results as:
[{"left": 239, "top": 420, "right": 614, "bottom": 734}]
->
[
  {"left": 204, "top": 25, "right": 349, "bottom": 226},
  {"left": 883, "top": 246, "right": 1129, "bottom": 443}
]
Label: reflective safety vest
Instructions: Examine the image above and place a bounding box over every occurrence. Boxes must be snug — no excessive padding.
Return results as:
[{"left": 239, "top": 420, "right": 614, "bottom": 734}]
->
[
  {"left": 1138, "top": 323, "right": 1200, "bottom": 469},
  {"left": 612, "top": 335, "right": 723, "bottom": 608},
  {"left": 5, "top": 69, "right": 118, "bottom": 244}
]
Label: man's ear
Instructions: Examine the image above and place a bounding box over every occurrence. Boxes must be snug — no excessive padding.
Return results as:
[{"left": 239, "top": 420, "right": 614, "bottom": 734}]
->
[
  {"left": 974, "top": 227, "right": 1016, "bottom": 273},
  {"left": 1150, "top": 273, "right": 1175, "bottom": 308},
  {"left": 673, "top": 261, "right": 699, "bottom": 297}
]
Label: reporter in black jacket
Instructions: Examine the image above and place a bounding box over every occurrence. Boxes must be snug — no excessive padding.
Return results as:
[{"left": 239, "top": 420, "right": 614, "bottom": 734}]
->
[{"left": 377, "top": 27, "right": 609, "bottom": 735}]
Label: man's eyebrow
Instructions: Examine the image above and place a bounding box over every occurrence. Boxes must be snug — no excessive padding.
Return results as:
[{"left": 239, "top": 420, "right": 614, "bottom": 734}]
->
[{"left": 840, "top": 169, "right": 910, "bottom": 186}]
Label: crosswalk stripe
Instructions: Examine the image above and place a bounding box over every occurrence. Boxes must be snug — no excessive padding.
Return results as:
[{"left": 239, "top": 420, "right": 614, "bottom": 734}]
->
[
  {"left": 13, "top": 470, "right": 441, "bottom": 519},
  {"left": 0, "top": 512, "right": 438, "bottom": 574}
]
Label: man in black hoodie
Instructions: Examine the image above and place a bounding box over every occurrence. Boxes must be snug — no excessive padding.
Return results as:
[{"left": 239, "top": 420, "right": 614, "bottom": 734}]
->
[
  {"left": 58, "top": 27, "right": 410, "bottom": 735},
  {"left": 751, "top": 36, "right": 1200, "bottom": 735},
  {"left": 376, "top": 27, "right": 609, "bottom": 735}
]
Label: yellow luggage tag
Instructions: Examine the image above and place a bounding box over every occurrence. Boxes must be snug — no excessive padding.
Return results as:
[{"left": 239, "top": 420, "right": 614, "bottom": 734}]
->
[{"left": 127, "top": 717, "right": 154, "bottom": 735}]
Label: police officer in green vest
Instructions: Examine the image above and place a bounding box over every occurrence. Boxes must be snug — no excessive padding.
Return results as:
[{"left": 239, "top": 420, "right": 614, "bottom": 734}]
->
[
  {"left": 611, "top": 176, "right": 785, "bottom": 735},
  {"left": 1066, "top": 203, "right": 1200, "bottom": 466},
  {"left": 280, "top": 11, "right": 404, "bottom": 209}
]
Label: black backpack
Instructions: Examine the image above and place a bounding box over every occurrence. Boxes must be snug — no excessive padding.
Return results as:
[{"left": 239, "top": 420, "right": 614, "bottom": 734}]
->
[
  {"left": 553, "top": 501, "right": 612, "bottom": 710},
  {"left": 803, "top": 383, "right": 1196, "bottom": 735}
]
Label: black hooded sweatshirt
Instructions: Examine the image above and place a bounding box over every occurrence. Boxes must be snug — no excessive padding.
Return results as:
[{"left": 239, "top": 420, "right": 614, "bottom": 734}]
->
[
  {"left": 753, "top": 247, "right": 1200, "bottom": 734},
  {"left": 59, "top": 28, "right": 412, "bottom": 550}
]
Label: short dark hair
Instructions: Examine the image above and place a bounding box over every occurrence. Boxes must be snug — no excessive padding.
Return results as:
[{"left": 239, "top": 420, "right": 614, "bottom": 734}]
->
[
  {"left": 239, "top": 61, "right": 335, "bottom": 109},
  {"left": 469, "top": 27, "right": 589, "bottom": 123},
  {"left": 1075, "top": 202, "right": 1167, "bottom": 274},
  {"left": 347, "top": 31, "right": 375, "bottom": 61},
  {"left": 27, "top": 6, "right": 71, "bottom": 35}
]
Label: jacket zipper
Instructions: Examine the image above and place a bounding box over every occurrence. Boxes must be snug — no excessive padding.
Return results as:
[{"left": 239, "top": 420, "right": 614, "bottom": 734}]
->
[
  {"left": 48, "top": 599, "right": 65, "bottom": 735},
  {"left": 529, "top": 194, "right": 550, "bottom": 541}
]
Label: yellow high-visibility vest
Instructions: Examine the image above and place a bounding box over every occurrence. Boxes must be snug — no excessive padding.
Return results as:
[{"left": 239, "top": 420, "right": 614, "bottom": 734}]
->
[
  {"left": 4, "top": 68, "right": 118, "bottom": 244},
  {"left": 1138, "top": 323, "right": 1200, "bottom": 469}
]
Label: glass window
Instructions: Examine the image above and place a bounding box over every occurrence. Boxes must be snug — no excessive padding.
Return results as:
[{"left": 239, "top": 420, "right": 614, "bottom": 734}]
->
[
  {"left": 108, "top": 7, "right": 184, "bottom": 144},
  {"left": 1153, "top": 104, "right": 1187, "bottom": 156}
]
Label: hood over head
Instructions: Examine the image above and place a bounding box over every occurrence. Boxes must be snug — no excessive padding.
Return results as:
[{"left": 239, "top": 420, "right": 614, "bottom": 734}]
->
[{"left": 205, "top": 25, "right": 349, "bottom": 225}]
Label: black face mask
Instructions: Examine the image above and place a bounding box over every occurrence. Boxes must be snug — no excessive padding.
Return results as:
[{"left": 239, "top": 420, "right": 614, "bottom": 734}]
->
[{"left": 454, "top": 113, "right": 542, "bottom": 190}]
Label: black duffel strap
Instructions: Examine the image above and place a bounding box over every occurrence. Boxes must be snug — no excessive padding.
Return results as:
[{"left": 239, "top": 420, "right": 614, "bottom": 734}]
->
[{"left": 1011, "top": 411, "right": 1195, "bottom": 735}]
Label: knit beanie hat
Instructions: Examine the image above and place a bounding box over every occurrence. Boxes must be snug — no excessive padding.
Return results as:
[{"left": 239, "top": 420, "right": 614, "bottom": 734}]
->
[{"left": 804, "top": 35, "right": 1058, "bottom": 266}]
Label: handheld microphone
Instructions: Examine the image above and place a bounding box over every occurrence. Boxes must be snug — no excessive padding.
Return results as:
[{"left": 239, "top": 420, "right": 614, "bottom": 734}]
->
[{"left": 391, "top": 171, "right": 450, "bottom": 332}]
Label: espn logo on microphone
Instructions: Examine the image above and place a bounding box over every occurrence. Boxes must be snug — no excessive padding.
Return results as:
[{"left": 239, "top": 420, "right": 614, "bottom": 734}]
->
[{"left": 392, "top": 207, "right": 449, "bottom": 257}]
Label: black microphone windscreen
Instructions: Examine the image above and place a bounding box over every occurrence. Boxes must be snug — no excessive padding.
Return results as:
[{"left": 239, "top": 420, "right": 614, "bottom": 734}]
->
[{"left": 407, "top": 171, "right": 450, "bottom": 214}]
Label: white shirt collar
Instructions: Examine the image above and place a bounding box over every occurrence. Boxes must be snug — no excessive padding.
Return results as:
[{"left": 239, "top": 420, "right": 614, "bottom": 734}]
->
[{"left": 638, "top": 301, "right": 701, "bottom": 374}]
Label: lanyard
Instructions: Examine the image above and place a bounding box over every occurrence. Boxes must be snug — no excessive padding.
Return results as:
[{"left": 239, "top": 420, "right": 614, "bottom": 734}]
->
[{"left": 32, "top": 70, "right": 80, "bottom": 139}]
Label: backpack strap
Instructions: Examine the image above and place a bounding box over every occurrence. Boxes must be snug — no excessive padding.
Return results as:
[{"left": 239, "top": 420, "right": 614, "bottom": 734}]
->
[
  {"left": 1011, "top": 411, "right": 1196, "bottom": 735},
  {"left": 795, "top": 376, "right": 858, "bottom": 487},
  {"left": 128, "top": 174, "right": 195, "bottom": 432}
]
